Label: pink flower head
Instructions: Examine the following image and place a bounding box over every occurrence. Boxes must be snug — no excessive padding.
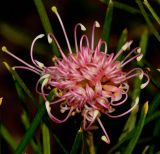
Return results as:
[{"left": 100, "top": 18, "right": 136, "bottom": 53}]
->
[{"left": 2, "top": 6, "right": 149, "bottom": 144}]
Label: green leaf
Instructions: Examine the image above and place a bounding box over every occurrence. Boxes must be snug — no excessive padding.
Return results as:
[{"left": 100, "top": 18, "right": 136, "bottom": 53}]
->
[
  {"left": 101, "top": 0, "right": 140, "bottom": 14},
  {"left": 42, "top": 123, "right": 50, "bottom": 154},
  {"left": 33, "top": 0, "right": 60, "bottom": 56},
  {"left": 21, "top": 111, "right": 42, "bottom": 154},
  {"left": 145, "top": 111, "right": 160, "bottom": 125},
  {"left": 143, "top": 0, "right": 160, "bottom": 25},
  {"left": 15, "top": 80, "right": 29, "bottom": 113},
  {"left": 0, "top": 23, "right": 48, "bottom": 55},
  {"left": 149, "top": 145, "right": 155, "bottom": 154},
  {"left": 148, "top": 93, "right": 160, "bottom": 114},
  {"left": 107, "top": 103, "right": 157, "bottom": 154},
  {"left": 21, "top": 111, "right": 30, "bottom": 129},
  {"left": 86, "top": 132, "right": 96, "bottom": 154},
  {"left": 142, "top": 145, "right": 150, "bottom": 154},
  {"left": 0, "top": 125, "right": 17, "bottom": 151},
  {"left": 142, "top": 59, "right": 160, "bottom": 89},
  {"left": 15, "top": 88, "right": 68, "bottom": 154},
  {"left": 136, "top": 0, "right": 160, "bottom": 41},
  {"left": 4, "top": 62, "right": 41, "bottom": 153},
  {"left": 102, "top": 0, "right": 113, "bottom": 45},
  {"left": 39, "top": 93, "right": 69, "bottom": 154},
  {"left": 107, "top": 131, "right": 134, "bottom": 154},
  {"left": 124, "top": 102, "right": 148, "bottom": 154},
  {"left": 70, "top": 128, "right": 83, "bottom": 154},
  {"left": 116, "top": 28, "right": 128, "bottom": 52},
  {"left": 3, "top": 62, "right": 39, "bottom": 108},
  {"left": 4, "top": 62, "right": 67, "bottom": 153},
  {"left": 15, "top": 103, "right": 46, "bottom": 154},
  {"left": 119, "top": 29, "right": 148, "bottom": 141},
  {"left": 15, "top": 89, "right": 57, "bottom": 154},
  {"left": 118, "top": 107, "right": 138, "bottom": 141},
  {"left": 153, "top": 120, "right": 160, "bottom": 137},
  {"left": 138, "top": 28, "right": 149, "bottom": 66}
]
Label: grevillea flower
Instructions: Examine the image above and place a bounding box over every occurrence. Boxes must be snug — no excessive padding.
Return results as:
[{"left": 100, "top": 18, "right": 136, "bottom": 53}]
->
[{"left": 2, "top": 6, "right": 149, "bottom": 144}]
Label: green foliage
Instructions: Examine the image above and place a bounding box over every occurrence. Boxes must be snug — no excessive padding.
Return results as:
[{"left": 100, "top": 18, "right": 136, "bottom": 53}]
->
[
  {"left": 33, "top": 0, "right": 59, "bottom": 56},
  {"left": 102, "top": 0, "right": 113, "bottom": 45}
]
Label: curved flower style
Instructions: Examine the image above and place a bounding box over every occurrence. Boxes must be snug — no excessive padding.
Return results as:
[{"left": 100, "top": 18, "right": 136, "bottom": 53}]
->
[{"left": 2, "top": 6, "right": 149, "bottom": 144}]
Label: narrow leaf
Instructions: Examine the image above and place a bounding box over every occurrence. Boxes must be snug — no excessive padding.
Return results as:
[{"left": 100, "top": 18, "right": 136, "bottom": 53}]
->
[
  {"left": 144, "top": 0, "right": 160, "bottom": 25},
  {"left": 107, "top": 131, "right": 134, "bottom": 154},
  {"left": 15, "top": 90, "right": 56, "bottom": 154},
  {"left": 101, "top": 0, "right": 140, "bottom": 14},
  {"left": 3, "top": 62, "right": 38, "bottom": 108},
  {"left": 142, "top": 145, "right": 150, "bottom": 154},
  {"left": 15, "top": 79, "right": 30, "bottom": 115},
  {"left": 138, "top": 28, "right": 149, "bottom": 66},
  {"left": 119, "top": 29, "right": 148, "bottom": 141},
  {"left": 136, "top": 0, "right": 160, "bottom": 41},
  {"left": 148, "top": 93, "right": 160, "bottom": 114},
  {"left": 0, "top": 23, "right": 48, "bottom": 55},
  {"left": 0, "top": 125, "right": 17, "bottom": 151},
  {"left": 42, "top": 123, "right": 50, "bottom": 154},
  {"left": 124, "top": 101, "right": 148, "bottom": 154},
  {"left": 15, "top": 103, "right": 46, "bottom": 154},
  {"left": 3, "top": 59, "right": 67, "bottom": 153},
  {"left": 39, "top": 94, "right": 69, "bottom": 154},
  {"left": 145, "top": 111, "right": 160, "bottom": 125},
  {"left": 70, "top": 128, "right": 83, "bottom": 154},
  {"left": 117, "top": 28, "right": 128, "bottom": 51},
  {"left": 102, "top": 0, "right": 113, "bottom": 45},
  {"left": 33, "top": 0, "right": 59, "bottom": 56},
  {"left": 86, "top": 132, "right": 96, "bottom": 154},
  {"left": 142, "top": 59, "right": 160, "bottom": 89},
  {"left": 21, "top": 111, "right": 42, "bottom": 154}
]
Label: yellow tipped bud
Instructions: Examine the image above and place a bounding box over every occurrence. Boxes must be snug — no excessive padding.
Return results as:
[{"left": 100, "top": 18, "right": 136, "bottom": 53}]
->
[
  {"left": 157, "top": 68, "right": 160, "bottom": 72},
  {"left": 51, "top": 6, "right": 58, "bottom": 13},
  {"left": 137, "top": 48, "right": 141, "bottom": 53},
  {"left": 35, "top": 60, "right": 44, "bottom": 69},
  {"left": 137, "top": 54, "right": 143, "bottom": 61},
  {"left": 2, "top": 46, "right": 7, "bottom": 52},
  {"left": 141, "top": 82, "right": 148, "bottom": 89},
  {"left": 101, "top": 135, "right": 108, "bottom": 143},
  {"left": 78, "top": 127, "right": 83, "bottom": 133},
  {"left": 48, "top": 35, "right": 53, "bottom": 44},
  {"left": 0, "top": 97, "right": 3, "bottom": 106},
  {"left": 121, "top": 41, "right": 132, "bottom": 51},
  {"left": 52, "top": 56, "right": 58, "bottom": 62},
  {"left": 135, "top": 96, "right": 140, "bottom": 105},
  {"left": 38, "top": 34, "right": 45, "bottom": 39},
  {"left": 139, "top": 73, "right": 143, "bottom": 80},
  {"left": 43, "top": 78, "right": 49, "bottom": 86},
  {"left": 144, "top": 101, "right": 148, "bottom": 114},
  {"left": 3, "top": 61, "right": 10, "bottom": 71},
  {"left": 95, "top": 21, "right": 100, "bottom": 27},
  {"left": 60, "top": 109, "right": 65, "bottom": 113},
  {"left": 42, "top": 74, "right": 50, "bottom": 79},
  {"left": 80, "top": 24, "right": 86, "bottom": 31},
  {"left": 146, "top": 67, "right": 151, "bottom": 71},
  {"left": 41, "top": 74, "right": 50, "bottom": 88},
  {"left": 71, "top": 112, "right": 76, "bottom": 116},
  {"left": 46, "top": 101, "right": 51, "bottom": 111},
  {"left": 93, "top": 110, "right": 99, "bottom": 119}
]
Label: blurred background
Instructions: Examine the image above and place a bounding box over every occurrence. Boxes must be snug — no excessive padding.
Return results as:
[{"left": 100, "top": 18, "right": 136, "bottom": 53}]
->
[{"left": 0, "top": 0, "right": 160, "bottom": 153}]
